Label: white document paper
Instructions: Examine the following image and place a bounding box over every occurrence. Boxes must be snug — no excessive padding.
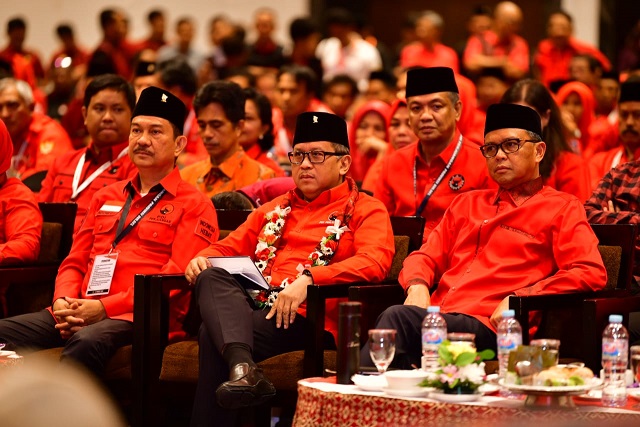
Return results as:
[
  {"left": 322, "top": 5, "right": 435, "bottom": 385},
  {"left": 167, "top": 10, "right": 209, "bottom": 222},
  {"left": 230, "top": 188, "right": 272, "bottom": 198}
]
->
[
  {"left": 86, "top": 252, "right": 118, "bottom": 296},
  {"left": 207, "top": 256, "right": 270, "bottom": 290}
]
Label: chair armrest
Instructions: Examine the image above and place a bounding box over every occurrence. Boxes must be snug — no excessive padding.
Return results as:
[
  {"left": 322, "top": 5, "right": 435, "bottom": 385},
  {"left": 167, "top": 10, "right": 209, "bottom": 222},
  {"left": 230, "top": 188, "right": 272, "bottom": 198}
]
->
[
  {"left": 131, "top": 273, "right": 190, "bottom": 427},
  {"left": 508, "top": 290, "right": 621, "bottom": 343}
]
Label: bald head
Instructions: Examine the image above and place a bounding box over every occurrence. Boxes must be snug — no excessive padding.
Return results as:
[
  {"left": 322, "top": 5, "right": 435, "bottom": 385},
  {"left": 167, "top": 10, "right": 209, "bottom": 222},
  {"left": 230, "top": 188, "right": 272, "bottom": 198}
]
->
[{"left": 494, "top": 1, "right": 523, "bottom": 37}]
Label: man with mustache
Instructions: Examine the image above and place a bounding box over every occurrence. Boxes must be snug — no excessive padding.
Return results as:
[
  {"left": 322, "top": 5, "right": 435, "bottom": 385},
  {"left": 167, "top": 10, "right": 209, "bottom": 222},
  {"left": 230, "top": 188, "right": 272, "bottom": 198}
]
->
[
  {"left": 38, "top": 74, "right": 138, "bottom": 233},
  {"left": 180, "top": 80, "right": 275, "bottom": 199},
  {"left": 185, "top": 111, "right": 394, "bottom": 426},
  {"left": 588, "top": 78, "right": 640, "bottom": 189},
  {"left": 0, "top": 86, "right": 217, "bottom": 375}
]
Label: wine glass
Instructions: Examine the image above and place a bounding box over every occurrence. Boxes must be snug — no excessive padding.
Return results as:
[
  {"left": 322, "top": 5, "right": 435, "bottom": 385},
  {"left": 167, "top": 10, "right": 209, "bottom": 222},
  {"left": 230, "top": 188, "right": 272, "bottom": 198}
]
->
[{"left": 369, "top": 329, "right": 397, "bottom": 374}]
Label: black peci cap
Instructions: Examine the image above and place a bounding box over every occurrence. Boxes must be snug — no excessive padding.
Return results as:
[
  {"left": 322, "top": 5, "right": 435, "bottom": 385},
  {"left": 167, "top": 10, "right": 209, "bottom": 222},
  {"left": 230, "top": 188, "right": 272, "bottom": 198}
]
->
[
  {"left": 132, "top": 86, "right": 187, "bottom": 134},
  {"left": 292, "top": 112, "right": 349, "bottom": 149},
  {"left": 405, "top": 67, "right": 458, "bottom": 98},
  {"left": 484, "top": 103, "right": 542, "bottom": 137}
]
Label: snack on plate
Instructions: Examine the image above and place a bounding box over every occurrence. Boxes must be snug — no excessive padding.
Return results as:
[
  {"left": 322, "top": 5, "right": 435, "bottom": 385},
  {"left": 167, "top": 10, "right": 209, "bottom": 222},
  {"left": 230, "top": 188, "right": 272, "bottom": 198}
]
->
[{"left": 533, "top": 365, "right": 595, "bottom": 387}]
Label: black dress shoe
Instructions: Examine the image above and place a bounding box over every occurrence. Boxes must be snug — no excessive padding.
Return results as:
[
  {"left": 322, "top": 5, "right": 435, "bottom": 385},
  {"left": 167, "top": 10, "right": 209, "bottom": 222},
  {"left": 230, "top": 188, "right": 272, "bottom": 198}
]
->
[{"left": 215, "top": 362, "right": 276, "bottom": 409}]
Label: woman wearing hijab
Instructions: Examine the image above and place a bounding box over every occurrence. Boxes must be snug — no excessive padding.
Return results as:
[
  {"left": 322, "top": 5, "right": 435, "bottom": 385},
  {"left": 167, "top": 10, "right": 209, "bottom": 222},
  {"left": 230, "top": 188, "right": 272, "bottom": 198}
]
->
[
  {"left": 348, "top": 100, "right": 391, "bottom": 183},
  {"left": 502, "top": 79, "right": 592, "bottom": 201},
  {"left": 556, "top": 80, "right": 597, "bottom": 157}
]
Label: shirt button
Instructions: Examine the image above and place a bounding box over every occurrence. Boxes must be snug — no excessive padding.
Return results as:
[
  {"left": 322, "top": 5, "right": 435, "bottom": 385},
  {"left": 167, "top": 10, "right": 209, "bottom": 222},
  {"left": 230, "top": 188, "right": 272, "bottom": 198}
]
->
[
  {"left": 273, "top": 267, "right": 278, "bottom": 271},
  {"left": 98, "top": 225, "right": 103, "bottom": 230},
  {"left": 483, "top": 220, "right": 488, "bottom": 224},
  {"left": 466, "top": 269, "right": 470, "bottom": 273},
  {"left": 134, "top": 204, "right": 139, "bottom": 209},
  {"left": 153, "top": 232, "right": 158, "bottom": 238},
  {"left": 287, "top": 247, "right": 292, "bottom": 251}
]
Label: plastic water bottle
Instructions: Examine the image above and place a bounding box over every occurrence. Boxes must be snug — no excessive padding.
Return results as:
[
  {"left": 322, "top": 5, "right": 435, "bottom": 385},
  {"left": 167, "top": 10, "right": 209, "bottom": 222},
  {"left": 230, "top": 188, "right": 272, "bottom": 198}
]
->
[
  {"left": 421, "top": 306, "right": 447, "bottom": 371},
  {"left": 602, "top": 314, "right": 628, "bottom": 407},
  {"left": 497, "top": 310, "right": 522, "bottom": 396}
]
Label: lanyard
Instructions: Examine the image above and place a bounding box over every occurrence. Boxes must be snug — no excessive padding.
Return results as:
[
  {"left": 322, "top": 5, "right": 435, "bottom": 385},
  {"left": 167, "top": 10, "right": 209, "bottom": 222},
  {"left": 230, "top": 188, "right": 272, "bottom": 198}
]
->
[
  {"left": 9, "top": 140, "right": 29, "bottom": 178},
  {"left": 111, "top": 187, "right": 166, "bottom": 250},
  {"left": 414, "top": 134, "right": 463, "bottom": 217},
  {"left": 71, "top": 147, "right": 128, "bottom": 199}
]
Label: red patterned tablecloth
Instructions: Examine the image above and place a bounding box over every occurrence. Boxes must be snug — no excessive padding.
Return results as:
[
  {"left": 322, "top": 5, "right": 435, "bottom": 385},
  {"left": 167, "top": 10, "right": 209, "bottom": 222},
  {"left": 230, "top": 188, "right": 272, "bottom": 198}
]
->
[{"left": 293, "top": 377, "right": 640, "bottom": 427}]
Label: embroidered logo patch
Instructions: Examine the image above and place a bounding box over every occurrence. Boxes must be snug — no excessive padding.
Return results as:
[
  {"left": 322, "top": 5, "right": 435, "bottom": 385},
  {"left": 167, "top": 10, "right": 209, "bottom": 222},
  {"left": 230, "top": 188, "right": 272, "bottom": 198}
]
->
[
  {"left": 161, "top": 93, "right": 168, "bottom": 103},
  {"left": 98, "top": 200, "right": 124, "bottom": 214},
  {"left": 500, "top": 224, "right": 534, "bottom": 239},
  {"left": 195, "top": 216, "right": 217, "bottom": 243},
  {"left": 313, "top": 115, "right": 318, "bottom": 123},
  {"left": 160, "top": 204, "right": 174, "bottom": 215},
  {"left": 449, "top": 174, "right": 465, "bottom": 191}
]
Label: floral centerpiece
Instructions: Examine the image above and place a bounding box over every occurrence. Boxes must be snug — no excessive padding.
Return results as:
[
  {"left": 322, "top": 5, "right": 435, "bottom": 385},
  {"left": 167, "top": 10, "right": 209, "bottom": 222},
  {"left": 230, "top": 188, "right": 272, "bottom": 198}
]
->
[{"left": 420, "top": 341, "right": 495, "bottom": 394}]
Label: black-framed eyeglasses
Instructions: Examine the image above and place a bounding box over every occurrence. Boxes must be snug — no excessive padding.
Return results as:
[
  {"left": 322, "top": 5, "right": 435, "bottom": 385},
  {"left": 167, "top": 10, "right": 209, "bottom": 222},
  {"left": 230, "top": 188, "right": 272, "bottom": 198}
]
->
[
  {"left": 288, "top": 150, "right": 344, "bottom": 164},
  {"left": 479, "top": 138, "right": 538, "bottom": 158}
]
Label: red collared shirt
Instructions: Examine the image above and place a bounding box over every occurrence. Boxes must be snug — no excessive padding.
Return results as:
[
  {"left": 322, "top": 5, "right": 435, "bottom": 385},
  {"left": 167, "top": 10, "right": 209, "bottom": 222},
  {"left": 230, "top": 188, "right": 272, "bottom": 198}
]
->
[
  {"left": 52, "top": 167, "right": 218, "bottom": 337},
  {"left": 463, "top": 30, "right": 530, "bottom": 75},
  {"left": 11, "top": 112, "right": 73, "bottom": 180},
  {"left": 374, "top": 132, "right": 496, "bottom": 242},
  {"left": 197, "top": 180, "right": 395, "bottom": 339},
  {"left": 38, "top": 141, "right": 137, "bottom": 233},
  {"left": 400, "top": 42, "right": 460, "bottom": 73},
  {"left": 400, "top": 179, "right": 607, "bottom": 332},
  {"left": 0, "top": 178, "right": 42, "bottom": 265}
]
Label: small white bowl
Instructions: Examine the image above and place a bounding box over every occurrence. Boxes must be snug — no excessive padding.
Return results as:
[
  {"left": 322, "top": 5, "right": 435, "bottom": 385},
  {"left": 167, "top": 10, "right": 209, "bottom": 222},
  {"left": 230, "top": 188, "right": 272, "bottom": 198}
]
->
[{"left": 384, "top": 370, "right": 430, "bottom": 390}]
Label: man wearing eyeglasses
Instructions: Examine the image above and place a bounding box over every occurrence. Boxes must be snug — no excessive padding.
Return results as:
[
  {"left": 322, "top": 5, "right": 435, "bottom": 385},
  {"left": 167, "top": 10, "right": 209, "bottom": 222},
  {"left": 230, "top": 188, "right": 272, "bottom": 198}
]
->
[
  {"left": 374, "top": 66, "right": 495, "bottom": 244},
  {"left": 362, "top": 103, "right": 606, "bottom": 368},
  {"left": 185, "top": 111, "right": 394, "bottom": 426}
]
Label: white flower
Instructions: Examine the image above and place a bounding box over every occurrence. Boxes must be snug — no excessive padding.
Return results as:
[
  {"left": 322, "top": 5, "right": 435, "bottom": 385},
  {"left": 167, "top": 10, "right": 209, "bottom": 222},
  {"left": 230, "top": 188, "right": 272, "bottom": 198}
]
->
[
  {"left": 255, "top": 260, "right": 267, "bottom": 271},
  {"left": 458, "top": 362, "right": 486, "bottom": 385},
  {"left": 273, "top": 205, "right": 291, "bottom": 217},
  {"left": 267, "top": 291, "right": 279, "bottom": 306},
  {"left": 256, "top": 241, "right": 269, "bottom": 252},
  {"left": 275, "top": 218, "right": 285, "bottom": 228},
  {"left": 321, "top": 244, "right": 333, "bottom": 255},
  {"left": 280, "top": 278, "right": 290, "bottom": 288},
  {"left": 264, "top": 224, "right": 276, "bottom": 235},
  {"left": 325, "top": 219, "right": 350, "bottom": 240}
]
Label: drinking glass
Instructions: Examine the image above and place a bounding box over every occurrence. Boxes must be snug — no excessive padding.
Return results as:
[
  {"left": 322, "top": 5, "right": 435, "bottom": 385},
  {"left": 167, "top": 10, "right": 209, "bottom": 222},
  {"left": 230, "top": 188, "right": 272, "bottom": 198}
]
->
[
  {"left": 447, "top": 332, "right": 476, "bottom": 348},
  {"left": 530, "top": 338, "right": 560, "bottom": 366},
  {"left": 368, "top": 329, "right": 396, "bottom": 373},
  {"left": 631, "top": 345, "right": 640, "bottom": 384}
]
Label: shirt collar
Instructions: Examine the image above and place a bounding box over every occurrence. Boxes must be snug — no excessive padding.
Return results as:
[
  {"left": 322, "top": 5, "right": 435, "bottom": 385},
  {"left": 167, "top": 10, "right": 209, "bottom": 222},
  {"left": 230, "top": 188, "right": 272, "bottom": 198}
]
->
[
  {"left": 245, "top": 144, "right": 262, "bottom": 160},
  {"left": 415, "top": 129, "right": 462, "bottom": 166},
  {"left": 203, "top": 150, "right": 245, "bottom": 183},
  {"left": 125, "top": 166, "right": 182, "bottom": 197},
  {"left": 291, "top": 179, "right": 350, "bottom": 206},
  {"left": 493, "top": 177, "right": 544, "bottom": 206},
  {"left": 86, "top": 140, "right": 129, "bottom": 163}
]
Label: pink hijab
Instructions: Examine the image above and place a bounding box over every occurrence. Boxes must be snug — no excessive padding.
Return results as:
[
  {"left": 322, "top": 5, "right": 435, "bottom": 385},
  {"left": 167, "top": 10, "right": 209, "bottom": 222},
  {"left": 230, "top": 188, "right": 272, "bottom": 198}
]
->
[{"left": 348, "top": 100, "right": 391, "bottom": 182}]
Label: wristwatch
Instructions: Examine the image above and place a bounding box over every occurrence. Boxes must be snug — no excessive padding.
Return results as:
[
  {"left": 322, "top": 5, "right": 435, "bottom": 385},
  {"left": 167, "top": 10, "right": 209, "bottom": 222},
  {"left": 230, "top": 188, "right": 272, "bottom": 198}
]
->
[{"left": 301, "top": 269, "right": 314, "bottom": 283}]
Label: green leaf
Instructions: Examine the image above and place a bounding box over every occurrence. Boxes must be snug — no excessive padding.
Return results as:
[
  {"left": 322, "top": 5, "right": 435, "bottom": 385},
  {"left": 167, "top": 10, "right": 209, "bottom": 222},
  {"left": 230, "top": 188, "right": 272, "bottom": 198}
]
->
[
  {"left": 438, "top": 344, "right": 454, "bottom": 365},
  {"left": 456, "top": 352, "right": 476, "bottom": 367},
  {"left": 478, "top": 349, "right": 496, "bottom": 360}
]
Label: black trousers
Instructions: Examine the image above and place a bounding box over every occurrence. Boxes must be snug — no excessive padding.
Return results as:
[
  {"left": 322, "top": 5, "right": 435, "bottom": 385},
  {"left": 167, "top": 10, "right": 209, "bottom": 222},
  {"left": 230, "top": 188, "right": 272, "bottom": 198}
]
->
[
  {"left": 0, "top": 309, "right": 133, "bottom": 374},
  {"left": 360, "top": 305, "right": 497, "bottom": 370},
  {"left": 190, "top": 267, "right": 335, "bottom": 427}
]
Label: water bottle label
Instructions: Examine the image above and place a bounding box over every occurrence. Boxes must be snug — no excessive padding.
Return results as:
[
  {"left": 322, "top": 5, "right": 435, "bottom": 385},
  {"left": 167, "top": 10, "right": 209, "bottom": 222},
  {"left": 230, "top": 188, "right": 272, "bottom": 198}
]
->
[
  {"left": 422, "top": 330, "right": 445, "bottom": 345},
  {"left": 497, "top": 334, "right": 522, "bottom": 352},
  {"left": 602, "top": 339, "right": 628, "bottom": 358}
]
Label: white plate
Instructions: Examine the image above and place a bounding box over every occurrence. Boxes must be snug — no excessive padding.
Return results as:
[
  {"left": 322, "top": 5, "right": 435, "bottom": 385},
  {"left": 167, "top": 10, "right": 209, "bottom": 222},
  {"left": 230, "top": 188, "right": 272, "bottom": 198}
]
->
[
  {"left": 429, "top": 390, "right": 482, "bottom": 403},
  {"left": 351, "top": 374, "right": 387, "bottom": 391},
  {"left": 498, "top": 378, "right": 603, "bottom": 394},
  {"left": 383, "top": 386, "right": 433, "bottom": 397},
  {"left": 478, "top": 383, "right": 500, "bottom": 395}
]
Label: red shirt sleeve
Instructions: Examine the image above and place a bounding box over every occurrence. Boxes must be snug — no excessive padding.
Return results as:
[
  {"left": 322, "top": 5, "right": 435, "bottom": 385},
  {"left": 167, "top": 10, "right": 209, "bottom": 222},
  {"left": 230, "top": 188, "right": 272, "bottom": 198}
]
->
[{"left": 0, "top": 179, "right": 42, "bottom": 264}]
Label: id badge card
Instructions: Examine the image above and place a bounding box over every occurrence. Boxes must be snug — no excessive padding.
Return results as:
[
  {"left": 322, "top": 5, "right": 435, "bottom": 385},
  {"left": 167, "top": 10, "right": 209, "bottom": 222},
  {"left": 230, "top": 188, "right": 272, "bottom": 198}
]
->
[{"left": 86, "top": 252, "right": 119, "bottom": 296}]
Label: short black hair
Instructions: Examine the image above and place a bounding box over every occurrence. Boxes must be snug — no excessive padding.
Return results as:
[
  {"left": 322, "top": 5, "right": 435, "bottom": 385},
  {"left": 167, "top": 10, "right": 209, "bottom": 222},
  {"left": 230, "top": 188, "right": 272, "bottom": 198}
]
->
[
  {"left": 83, "top": 74, "right": 135, "bottom": 111},
  {"left": 278, "top": 65, "right": 317, "bottom": 96},
  {"left": 325, "top": 8, "right": 355, "bottom": 27},
  {"left": 99, "top": 9, "right": 117, "bottom": 30},
  {"left": 56, "top": 24, "right": 73, "bottom": 38},
  {"left": 7, "top": 18, "right": 26, "bottom": 34},
  {"left": 158, "top": 58, "right": 197, "bottom": 96},
  {"left": 211, "top": 191, "right": 254, "bottom": 210},
  {"left": 323, "top": 74, "right": 359, "bottom": 98},
  {"left": 243, "top": 87, "right": 274, "bottom": 151},
  {"left": 221, "top": 67, "right": 256, "bottom": 87},
  {"left": 86, "top": 51, "right": 117, "bottom": 77},
  {"left": 194, "top": 81, "right": 246, "bottom": 124},
  {"left": 572, "top": 53, "right": 604, "bottom": 73},
  {"left": 147, "top": 9, "right": 163, "bottom": 22},
  {"left": 289, "top": 17, "right": 317, "bottom": 41},
  {"left": 549, "top": 9, "right": 573, "bottom": 24},
  {"left": 368, "top": 70, "right": 397, "bottom": 88}
]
